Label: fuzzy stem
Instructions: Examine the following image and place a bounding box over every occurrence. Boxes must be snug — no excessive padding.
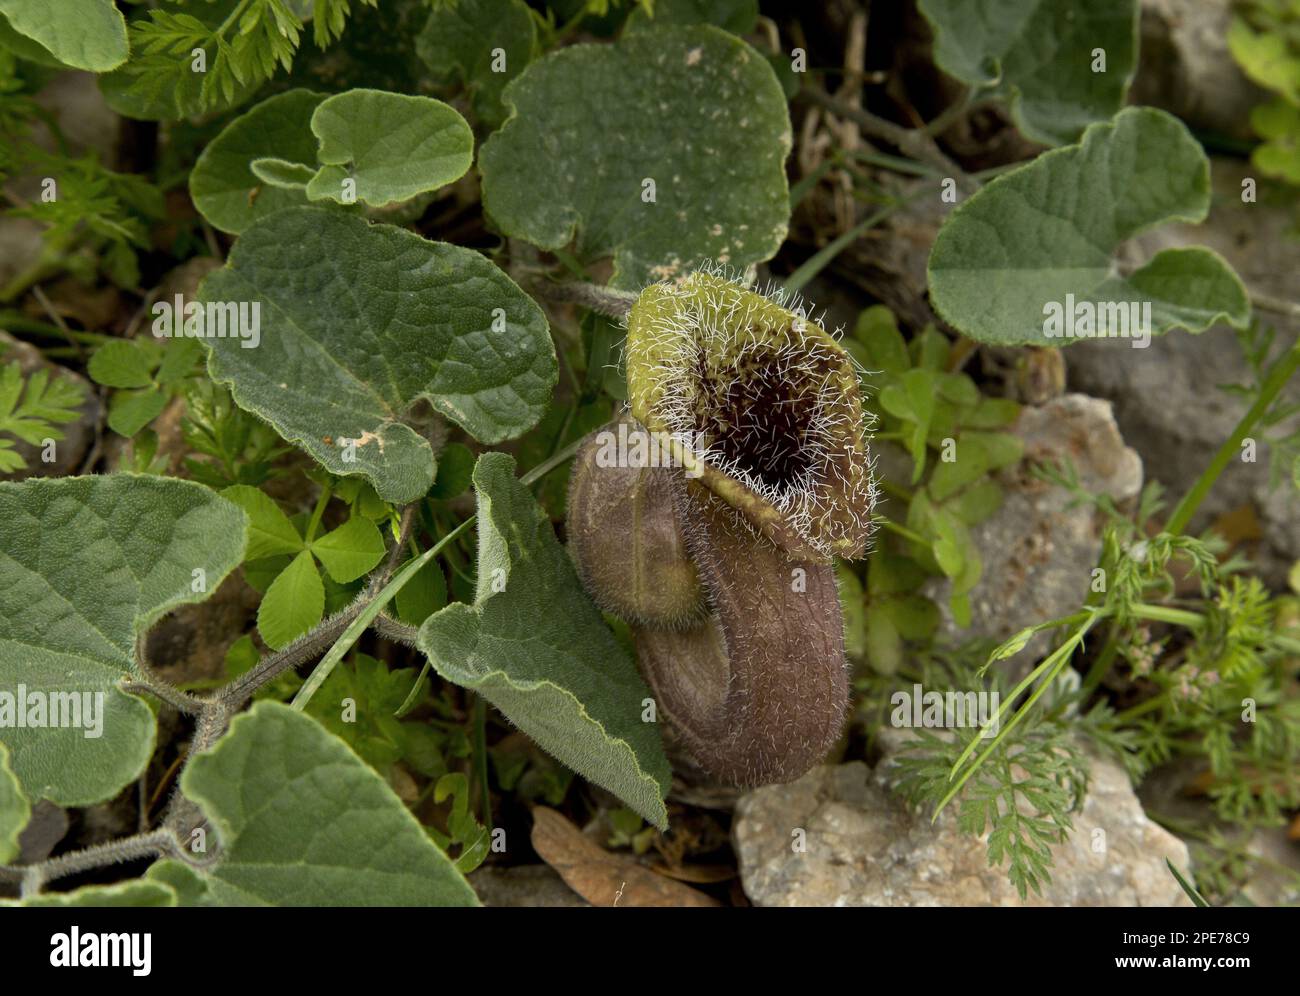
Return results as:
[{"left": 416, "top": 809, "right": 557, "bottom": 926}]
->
[
  {"left": 9, "top": 830, "right": 179, "bottom": 897},
  {"left": 530, "top": 279, "right": 637, "bottom": 320}
]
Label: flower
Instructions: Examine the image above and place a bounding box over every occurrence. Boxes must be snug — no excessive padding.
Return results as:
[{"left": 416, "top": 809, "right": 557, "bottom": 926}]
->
[{"left": 566, "top": 268, "right": 877, "bottom": 787}]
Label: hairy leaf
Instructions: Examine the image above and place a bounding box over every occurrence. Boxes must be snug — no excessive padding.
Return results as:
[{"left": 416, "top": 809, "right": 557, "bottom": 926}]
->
[
  {"left": 153, "top": 702, "right": 479, "bottom": 906},
  {"left": 0, "top": 743, "right": 28, "bottom": 863},
  {"left": 198, "top": 207, "right": 556, "bottom": 503},
  {"left": 306, "top": 89, "right": 473, "bottom": 207},
  {"left": 0, "top": 475, "right": 246, "bottom": 805},
  {"left": 928, "top": 108, "right": 1250, "bottom": 346},
  {"left": 190, "top": 90, "right": 328, "bottom": 235},
  {"left": 416, "top": 0, "right": 538, "bottom": 127},
  {"left": 418, "top": 453, "right": 672, "bottom": 828},
  {"left": 0, "top": 0, "right": 127, "bottom": 71},
  {"left": 480, "top": 25, "right": 791, "bottom": 290},
  {"left": 918, "top": 0, "right": 1138, "bottom": 146},
  {"left": 5, "top": 881, "right": 176, "bottom": 907}
]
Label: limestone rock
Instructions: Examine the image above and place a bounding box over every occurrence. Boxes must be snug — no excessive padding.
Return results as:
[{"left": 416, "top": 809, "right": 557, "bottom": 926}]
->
[{"left": 734, "top": 754, "right": 1193, "bottom": 907}]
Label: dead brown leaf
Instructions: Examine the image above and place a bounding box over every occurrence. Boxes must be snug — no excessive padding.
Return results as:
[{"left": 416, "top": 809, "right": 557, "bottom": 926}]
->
[{"left": 530, "top": 807, "right": 720, "bottom": 907}]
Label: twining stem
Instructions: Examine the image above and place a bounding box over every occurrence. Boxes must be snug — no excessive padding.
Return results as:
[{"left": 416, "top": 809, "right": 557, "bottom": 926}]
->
[
  {"left": 1165, "top": 335, "right": 1300, "bottom": 536},
  {"left": 8, "top": 830, "right": 180, "bottom": 896}
]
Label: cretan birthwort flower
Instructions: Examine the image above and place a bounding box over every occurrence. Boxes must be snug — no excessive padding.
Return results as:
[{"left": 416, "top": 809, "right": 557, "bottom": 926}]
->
[{"left": 567, "top": 267, "right": 877, "bottom": 787}]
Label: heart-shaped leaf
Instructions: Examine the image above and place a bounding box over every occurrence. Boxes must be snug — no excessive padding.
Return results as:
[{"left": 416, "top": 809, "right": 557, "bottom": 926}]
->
[
  {"left": 305, "top": 89, "right": 474, "bottom": 207},
  {"left": 918, "top": 0, "right": 1138, "bottom": 146},
  {"left": 190, "top": 90, "right": 329, "bottom": 236},
  {"left": 0, "top": 0, "right": 127, "bottom": 71},
  {"left": 149, "top": 702, "right": 479, "bottom": 906},
  {"left": 198, "top": 206, "right": 556, "bottom": 504},
  {"left": 0, "top": 475, "right": 247, "bottom": 805},
  {"left": 418, "top": 453, "right": 672, "bottom": 828},
  {"left": 479, "top": 25, "right": 791, "bottom": 290},
  {"left": 928, "top": 107, "right": 1250, "bottom": 347}
]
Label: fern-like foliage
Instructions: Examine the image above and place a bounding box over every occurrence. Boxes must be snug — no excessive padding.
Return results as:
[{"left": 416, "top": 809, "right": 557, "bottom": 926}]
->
[
  {"left": 116, "top": 0, "right": 379, "bottom": 118},
  {"left": 0, "top": 361, "right": 87, "bottom": 473}
]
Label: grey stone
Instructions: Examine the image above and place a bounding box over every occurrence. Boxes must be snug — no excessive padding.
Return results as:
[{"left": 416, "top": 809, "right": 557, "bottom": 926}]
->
[
  {"left": 734, "top": 751, "right": 1193, "bottom": 907},
  {"left": 922, "top": 393, "right": 1143, "bottom": 668},
  {"left": 1131, "top": 0, "right": 1270, "bottom": 143}
]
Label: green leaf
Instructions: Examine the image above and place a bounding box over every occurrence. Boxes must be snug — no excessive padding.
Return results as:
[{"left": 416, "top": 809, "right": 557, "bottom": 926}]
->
[
  {"left": 928, "top": 107, "right": 1251, "bottom": 346},
  {"left": 890, "top": 593, "right": 941, "bottom": 641},
  {"left": 257, "top": 549, "right": 324, "bottom": 650},
  {"left": 855, "top": 304, "right": 910, "bottom": 375},
  {"left": 198, "top": 206, "right": 556, "bottom": 504},
  {"left": 0, "top": 743, "right": 29, "bottom": 863},
  {"left": 880, "top": 368, "right": 937, "bottom": 482},
  {"left": 864, "top": 602, "right": 902, "bottom": 675},
  {"left": 153, "top": 702, "right": 479, "bottom": 906},
  {"left": 479, "top": 25, "right": 791, "bottom": 290},
  {"left": 1228, "top": 16, "right": 1300, "bottom": 105},
  {"left": 917, "top": 0, "right": 1138, "bottom": 146},
  {"left": 0, "top": 0, "right": 128, "bottom": 71},
  {"left": 6, "top": 881, "right": 176, "bottom": 907},
  {"left": 107, "top": 387, "right": 167, "bottom": 437},
  {"left": 0, "top": 475, "right": 246, "bottom": 805},
  {"left": 88, "top": 340, "right": 156, "bottom": 389},
  {"left": 416, "top": 0, "right": 538, "bottom": 127},
  {"left": 220, "top": 485, "right": 304, "bottom": 559},
  {"left": 155, "top": 337, "right": 206, "bottom": 386},
  {"left": 310, "top": 516, "right": 385, "bottom": 583},
  {"left": 418, "top": 453, "right": 671, "bottom": 828},
  {"left": 928, "top": 431, "right": 1023, "bottom": 501},
  {"left": 1249, "top": 99, "right": 1300, "bottom": 184},
  {"left": 305, "top": 89, "right": 473, "bottom": 208},
  {"left": 190, "top": 90, "right": 328, "bottom": 235}
]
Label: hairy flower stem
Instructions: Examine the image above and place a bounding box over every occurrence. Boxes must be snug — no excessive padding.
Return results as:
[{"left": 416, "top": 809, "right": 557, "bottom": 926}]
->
[{"left": 1165, "top": 335, "right": 1300, "bottom": 536}]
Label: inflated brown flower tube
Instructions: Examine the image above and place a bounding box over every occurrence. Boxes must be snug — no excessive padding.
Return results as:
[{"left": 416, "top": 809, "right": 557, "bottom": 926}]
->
[{"left": 635, "top": 482, "right": 849, "bottom": 786}]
